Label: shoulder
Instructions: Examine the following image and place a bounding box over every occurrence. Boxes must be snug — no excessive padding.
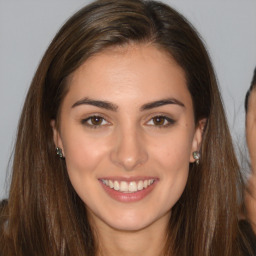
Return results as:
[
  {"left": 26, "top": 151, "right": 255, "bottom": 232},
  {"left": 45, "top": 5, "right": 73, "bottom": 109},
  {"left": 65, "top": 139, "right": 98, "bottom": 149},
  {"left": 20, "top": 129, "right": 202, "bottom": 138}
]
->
[{"left": 239, "top": 220, "right": 256, "bottom": 256}]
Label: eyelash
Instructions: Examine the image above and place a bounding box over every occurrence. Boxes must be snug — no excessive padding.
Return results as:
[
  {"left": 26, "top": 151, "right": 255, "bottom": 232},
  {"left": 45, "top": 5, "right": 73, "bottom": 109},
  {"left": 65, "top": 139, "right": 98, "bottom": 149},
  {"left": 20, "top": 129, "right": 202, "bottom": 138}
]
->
[
  {"left": 81, "top": 115, "right": 110, "bottom": 129},
  {"left": 81, "top": 115, "right": 176, "bottom": 129},
  {"left": 146, "top": 115, "right": 176, "bottom": 128}
]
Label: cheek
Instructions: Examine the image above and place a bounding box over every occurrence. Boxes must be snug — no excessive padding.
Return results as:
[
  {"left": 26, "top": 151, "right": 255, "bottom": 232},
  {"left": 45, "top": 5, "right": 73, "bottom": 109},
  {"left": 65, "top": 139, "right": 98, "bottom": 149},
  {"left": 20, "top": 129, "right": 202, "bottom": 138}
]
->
[
  {"left": 61, "top": 131, "right": 112, "bottom": 203},
  {"left": 61, "top": 129, "right": 111, "bottom": 175},
  {"left": 148, "top": 129, "right": 193, "bottom": 201},
  {"left": 151, "top": 137, "right": 191, "bottom": 207},
  {"left": 150, "top": 129, "right": 193, "bottom": 169}
]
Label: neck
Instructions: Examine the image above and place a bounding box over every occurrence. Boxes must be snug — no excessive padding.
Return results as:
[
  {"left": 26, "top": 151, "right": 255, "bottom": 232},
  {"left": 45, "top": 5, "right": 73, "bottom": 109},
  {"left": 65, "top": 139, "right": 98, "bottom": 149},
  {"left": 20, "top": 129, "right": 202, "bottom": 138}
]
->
[{"left": 94, "top": 213, "right": 170, "bottom": 256}]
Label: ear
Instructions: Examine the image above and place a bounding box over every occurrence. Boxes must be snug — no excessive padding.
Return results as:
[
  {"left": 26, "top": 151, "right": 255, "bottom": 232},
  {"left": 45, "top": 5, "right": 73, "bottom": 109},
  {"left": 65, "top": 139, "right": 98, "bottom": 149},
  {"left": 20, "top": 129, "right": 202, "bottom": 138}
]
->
[
  {"left": 50, "top": 120, "right": 65, "bottom": 157},
  {"left": 189, "top": 118, "right": 207, "bottom": 163}
]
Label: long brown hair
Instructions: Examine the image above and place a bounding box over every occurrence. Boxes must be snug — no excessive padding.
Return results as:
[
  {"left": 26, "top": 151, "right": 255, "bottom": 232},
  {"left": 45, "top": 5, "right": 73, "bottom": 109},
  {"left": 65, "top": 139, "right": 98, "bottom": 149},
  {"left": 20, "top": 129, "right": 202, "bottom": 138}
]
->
[{"left": 0, "top": 0, "right": 246, "bottom": 255}]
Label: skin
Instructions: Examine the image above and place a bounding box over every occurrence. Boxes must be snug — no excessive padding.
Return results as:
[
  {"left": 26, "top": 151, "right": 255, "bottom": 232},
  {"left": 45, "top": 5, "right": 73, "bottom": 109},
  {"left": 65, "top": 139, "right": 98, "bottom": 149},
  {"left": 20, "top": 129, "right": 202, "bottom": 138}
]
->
[
  {"left": 245, "top": 87, "right": 256, "bottom": 233},
  {"left": 52, "top": 44, "right": 204, "bottom": 256}
]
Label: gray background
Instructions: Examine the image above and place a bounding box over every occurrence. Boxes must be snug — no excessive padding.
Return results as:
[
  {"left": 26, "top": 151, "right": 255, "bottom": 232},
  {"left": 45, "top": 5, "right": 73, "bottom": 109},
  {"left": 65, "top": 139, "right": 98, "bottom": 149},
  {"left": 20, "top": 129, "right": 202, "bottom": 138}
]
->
[{"left": 0, "top": 0, "right": 256, "bottom": 199}]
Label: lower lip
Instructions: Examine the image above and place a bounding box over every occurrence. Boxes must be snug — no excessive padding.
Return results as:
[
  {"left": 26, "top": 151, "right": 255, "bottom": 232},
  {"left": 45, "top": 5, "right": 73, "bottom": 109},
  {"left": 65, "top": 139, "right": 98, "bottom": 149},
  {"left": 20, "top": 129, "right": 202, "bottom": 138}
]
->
[{"left": 100, "top": 181, "right": 157, "bottom": 203}]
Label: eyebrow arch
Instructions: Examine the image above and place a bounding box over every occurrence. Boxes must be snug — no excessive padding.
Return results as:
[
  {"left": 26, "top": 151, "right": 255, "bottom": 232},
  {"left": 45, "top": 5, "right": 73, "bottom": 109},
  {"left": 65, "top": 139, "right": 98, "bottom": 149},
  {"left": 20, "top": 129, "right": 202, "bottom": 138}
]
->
[
  {"left": 140, "top": 98, "right": 185, "bottom": 111},
  {"left": 72, "top": 97, "right": 118, "bottom": 111}
]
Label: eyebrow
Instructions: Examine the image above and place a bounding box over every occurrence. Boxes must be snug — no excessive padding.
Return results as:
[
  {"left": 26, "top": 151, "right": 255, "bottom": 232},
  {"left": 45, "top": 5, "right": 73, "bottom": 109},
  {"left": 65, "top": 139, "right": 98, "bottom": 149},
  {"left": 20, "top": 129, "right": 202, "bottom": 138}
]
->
[
  {"left": 72, "top": 97, "right": 118, "bottom": 111},
  {"left": 140, "top": 98, "right": 185, "bottom": 111},
  {"left": 71, "top": 97, "right": 185, "bottom": 111}
]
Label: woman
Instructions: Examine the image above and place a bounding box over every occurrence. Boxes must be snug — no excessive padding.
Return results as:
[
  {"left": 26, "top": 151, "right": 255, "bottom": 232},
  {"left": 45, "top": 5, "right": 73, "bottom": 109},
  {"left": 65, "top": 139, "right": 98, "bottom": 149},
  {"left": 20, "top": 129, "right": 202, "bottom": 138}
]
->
[
  {"left": 244, "top": 68, "right": 256, "bottom": 235},
  {"left": 0, "top": 0, "right": 253, "bottom": 255}
]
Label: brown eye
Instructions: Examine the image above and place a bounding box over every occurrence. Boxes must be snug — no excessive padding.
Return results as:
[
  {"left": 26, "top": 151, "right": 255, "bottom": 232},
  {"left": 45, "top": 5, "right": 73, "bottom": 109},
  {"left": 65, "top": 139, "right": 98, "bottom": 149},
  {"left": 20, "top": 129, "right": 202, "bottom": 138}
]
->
[
  {"left": 152, "top": 116, "right": 165, "bottom": 125},
  {"left": 90, "top": 116, "right": 103, "bottom": 125},
  {"left": 82, "top": 115, "right": 109, "bottom": 128},
  {"left": 146, "top": 115, "right": 175, "bottom": 127}
]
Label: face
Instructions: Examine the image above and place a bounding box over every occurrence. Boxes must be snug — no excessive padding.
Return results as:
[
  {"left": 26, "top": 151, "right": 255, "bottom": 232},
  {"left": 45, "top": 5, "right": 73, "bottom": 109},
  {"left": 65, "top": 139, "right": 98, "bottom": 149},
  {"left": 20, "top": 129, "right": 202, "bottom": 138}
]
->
[{"left": 52, "top": 44, "right": 203, "bottom": 232}]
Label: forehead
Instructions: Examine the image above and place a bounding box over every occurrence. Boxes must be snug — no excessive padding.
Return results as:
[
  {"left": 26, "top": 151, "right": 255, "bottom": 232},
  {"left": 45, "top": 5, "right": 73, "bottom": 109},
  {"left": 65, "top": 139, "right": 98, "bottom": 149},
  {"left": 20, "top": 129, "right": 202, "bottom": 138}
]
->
[{"left": 64, "top": 44, "right": 192, "bottom": 108}]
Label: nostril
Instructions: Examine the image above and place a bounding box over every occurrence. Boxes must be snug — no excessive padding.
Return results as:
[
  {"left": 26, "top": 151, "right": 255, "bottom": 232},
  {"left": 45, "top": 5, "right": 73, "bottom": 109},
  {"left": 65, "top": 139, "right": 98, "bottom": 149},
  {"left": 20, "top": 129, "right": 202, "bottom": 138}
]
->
[{"left": 109, "top": 134, "right": 148, "bottom": 171}]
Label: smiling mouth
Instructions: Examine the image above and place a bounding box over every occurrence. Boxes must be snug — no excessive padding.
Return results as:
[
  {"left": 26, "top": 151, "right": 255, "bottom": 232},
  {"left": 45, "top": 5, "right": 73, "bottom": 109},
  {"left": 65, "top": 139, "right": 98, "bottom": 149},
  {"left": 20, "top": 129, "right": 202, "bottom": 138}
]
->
[{"left": 100, "top": 179, "right": 155, "bottom": 193}]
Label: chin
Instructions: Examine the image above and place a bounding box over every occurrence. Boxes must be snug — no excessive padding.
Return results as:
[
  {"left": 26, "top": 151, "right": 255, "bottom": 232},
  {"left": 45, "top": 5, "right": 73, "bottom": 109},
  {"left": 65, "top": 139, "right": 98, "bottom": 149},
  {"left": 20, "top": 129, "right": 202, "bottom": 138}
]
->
[
  {"left": 100, "top": 210, "right": 169, "bottom": 232},
  {"left": 106, "top": 219, "right": 153, "bottom": 232}
]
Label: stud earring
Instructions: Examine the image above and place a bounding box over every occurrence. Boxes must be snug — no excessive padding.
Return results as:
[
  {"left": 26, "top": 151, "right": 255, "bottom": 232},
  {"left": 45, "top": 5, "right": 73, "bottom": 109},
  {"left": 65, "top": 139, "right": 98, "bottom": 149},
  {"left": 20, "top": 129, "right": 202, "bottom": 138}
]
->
[
  {"left": 56, "top": 147, "right": 64, "bottom": 159},
  {"left": 193, "top": 151, "right": 200, "bottom": 165}
]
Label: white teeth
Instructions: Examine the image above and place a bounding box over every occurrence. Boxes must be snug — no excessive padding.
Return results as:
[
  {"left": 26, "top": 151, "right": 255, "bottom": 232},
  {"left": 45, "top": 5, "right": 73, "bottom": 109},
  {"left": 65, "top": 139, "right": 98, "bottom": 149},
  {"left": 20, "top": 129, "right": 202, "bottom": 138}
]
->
[
  {"left": 114, "top": 181, "right": 119, "bottom": 191},
  {"left": 101, "top": 179, "right": 155, "bottom": 193},
  {"left": 128, "top": 181, "right": 137, "bottom": 192},
  {"left": 109, "top": 180, "right": 114, "bottom": 188},
  {"left": 137, "top": 180, "right": 144, "bottom": 191},
  {"left": 120, "top": 181, "right": 128, "bottom": 192}
]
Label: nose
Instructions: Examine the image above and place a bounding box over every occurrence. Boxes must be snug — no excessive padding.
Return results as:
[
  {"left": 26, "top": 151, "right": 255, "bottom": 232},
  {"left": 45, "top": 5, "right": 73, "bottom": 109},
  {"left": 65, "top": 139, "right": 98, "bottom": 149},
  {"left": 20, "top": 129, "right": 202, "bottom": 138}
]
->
[{"left": 110, "top": 127, "right": 148, "bottom": 171}]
